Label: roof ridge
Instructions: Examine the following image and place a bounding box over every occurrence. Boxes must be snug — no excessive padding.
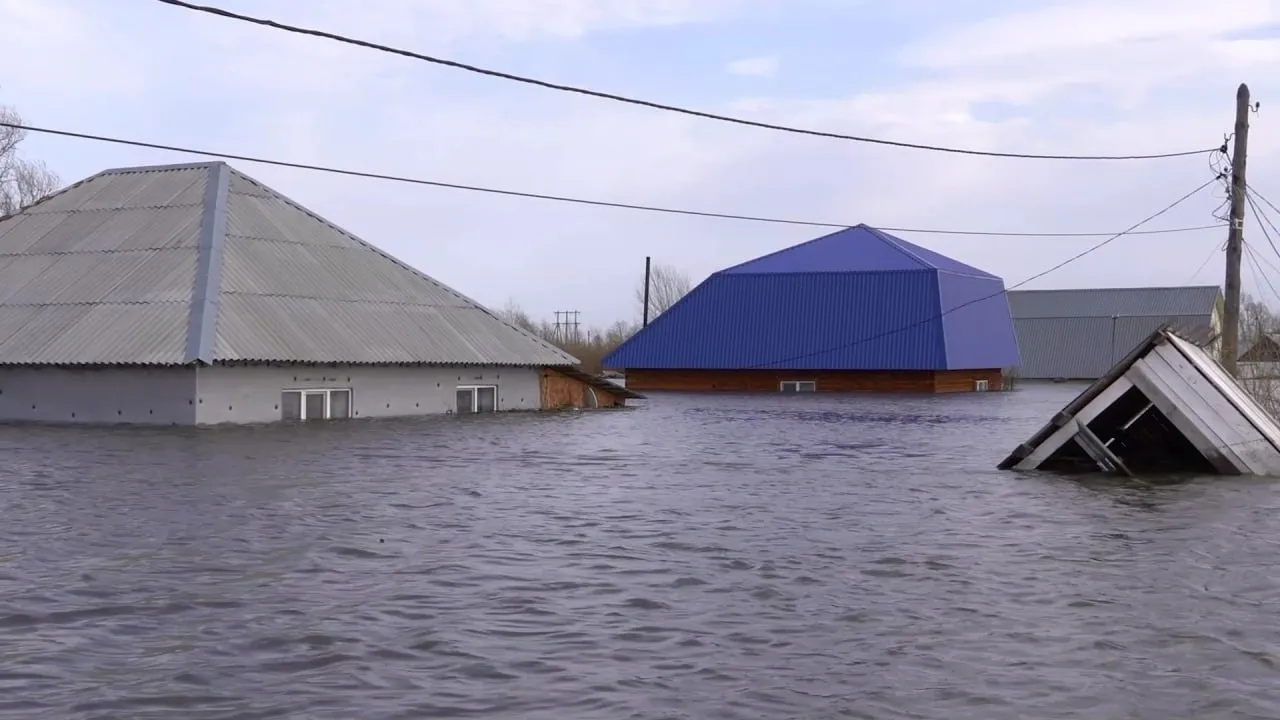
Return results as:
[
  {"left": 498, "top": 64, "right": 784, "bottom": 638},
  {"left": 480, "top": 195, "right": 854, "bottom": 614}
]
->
[
  {"left": 862, "top": 225, "right": 935, "bottom": 272},
  {"left": 184, "top": 162, "right": 230, "bottom": 365},
  {"left": 101, "top": 160, "right": 227, "bottom": 175},
  {"left": 868, "top": 226, "right": 999, "bottom": 279}
]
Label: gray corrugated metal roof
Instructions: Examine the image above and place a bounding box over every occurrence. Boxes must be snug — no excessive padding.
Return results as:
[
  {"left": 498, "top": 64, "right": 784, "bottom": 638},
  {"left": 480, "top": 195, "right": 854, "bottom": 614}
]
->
[
  {"left": 0, "top": 161, "right": 576, "bottom": 367},
  {"left": 1007, "top": 286, "right": 1222, "bottom": 319},
  {"left": 1013, "top": 313, "right": 1215, "bottom": 380}
]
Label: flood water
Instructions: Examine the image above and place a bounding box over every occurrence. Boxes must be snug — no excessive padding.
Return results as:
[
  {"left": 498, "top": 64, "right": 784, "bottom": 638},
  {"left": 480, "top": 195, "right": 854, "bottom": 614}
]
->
[{"left": 2, "top": 383, "right": 1279, "bottom": 719}]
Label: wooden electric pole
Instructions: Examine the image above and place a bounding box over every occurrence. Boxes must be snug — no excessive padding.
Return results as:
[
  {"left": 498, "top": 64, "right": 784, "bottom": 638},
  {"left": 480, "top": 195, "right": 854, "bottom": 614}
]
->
[
  {"left": 1222, "top": 82, "right": 1251, "bottom": 377},
  {"left": 642, "top": 256, "right": 652, "bottom": 328}
]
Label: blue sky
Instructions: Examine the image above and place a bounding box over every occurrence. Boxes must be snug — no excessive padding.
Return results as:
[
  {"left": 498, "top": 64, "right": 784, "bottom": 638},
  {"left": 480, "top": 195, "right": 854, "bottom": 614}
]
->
[{"left": 2, "top": 0, "right": 1279, "bottom": 327}]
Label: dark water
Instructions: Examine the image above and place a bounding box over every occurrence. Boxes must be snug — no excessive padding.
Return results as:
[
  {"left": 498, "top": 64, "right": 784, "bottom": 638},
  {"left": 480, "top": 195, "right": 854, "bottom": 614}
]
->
[{"left": 2, "top": 384, "right": 1279, "bottom": 719}]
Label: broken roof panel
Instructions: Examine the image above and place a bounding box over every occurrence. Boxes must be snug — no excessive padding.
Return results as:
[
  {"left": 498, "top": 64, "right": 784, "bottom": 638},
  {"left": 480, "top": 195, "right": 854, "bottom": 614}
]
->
[
  {"left": 0, "top": 161, "right": 576, "bottom": 368},
  {"left": 999, "top": 327, "right": 1280, "bottom": 477}
]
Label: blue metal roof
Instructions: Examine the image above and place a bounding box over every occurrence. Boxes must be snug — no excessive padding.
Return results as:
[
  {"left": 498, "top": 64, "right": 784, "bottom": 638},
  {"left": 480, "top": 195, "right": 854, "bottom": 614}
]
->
[
  {"left": 720, "top": 224, "right": 999, "bottom": 279},
  {"left": 604, "top": 226, "right": 1020, "bottom": 371}
]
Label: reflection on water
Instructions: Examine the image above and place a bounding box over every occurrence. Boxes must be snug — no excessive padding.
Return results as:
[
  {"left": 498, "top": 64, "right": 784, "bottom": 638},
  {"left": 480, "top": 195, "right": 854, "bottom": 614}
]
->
[{"left": 1, "top": 383, "right": 1278, "bottom": 719}]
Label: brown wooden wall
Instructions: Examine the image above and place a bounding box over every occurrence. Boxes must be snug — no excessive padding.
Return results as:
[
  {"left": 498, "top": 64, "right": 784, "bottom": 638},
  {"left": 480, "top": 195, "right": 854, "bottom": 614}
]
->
[
  {"left": 540, "top": 369, "right": 627, "bottom": 409},
  {"left": 933, "top": 369, "right": 1005, "bottom": 393},
  {"left": 624, "top": 368, "right": 1005, "bottom": 394}
]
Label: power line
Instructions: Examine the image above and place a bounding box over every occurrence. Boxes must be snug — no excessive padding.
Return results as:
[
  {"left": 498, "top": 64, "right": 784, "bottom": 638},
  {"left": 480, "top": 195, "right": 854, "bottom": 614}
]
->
[
  {"left": 1243, "top": 242, "right": 1280, "bottom": 308},
  {"left": 745, "top": 177, "right": 1218, "bottom": 369},
  {"left": 1247, "top": 185, "right": 1280, "bottom": 257},
  {"left": 1250, "top": 185, "right": 1280, "bottom": 221},
  {"left": 0, "top": 121, "right": 1224, "bottom": 238},
  {"left": 1244, "top": 189, "right": 1280, "bottom": 265},
  {"left": 152, "top": 0, "right": 1216, "bottom": 162},
  {"left": 1186, "top": 239, "right": 1224, "bottom": 284}
]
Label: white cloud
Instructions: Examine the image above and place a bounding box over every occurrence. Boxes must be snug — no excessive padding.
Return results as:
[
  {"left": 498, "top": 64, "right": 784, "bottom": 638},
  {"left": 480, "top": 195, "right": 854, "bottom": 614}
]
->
[
  {"left": 900, "top": 0, "right": 1276, "bottom": 70},
  {"left": 726, "top": 55, "right": 779, "bottom": 77}
]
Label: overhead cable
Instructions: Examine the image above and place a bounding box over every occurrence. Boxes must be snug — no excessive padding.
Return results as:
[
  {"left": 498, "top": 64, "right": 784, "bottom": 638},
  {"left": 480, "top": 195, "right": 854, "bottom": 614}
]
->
[
  {"left": 152, "top": 0, "right": 1216, "bottom": 162},
  {"left": 745, "top": 177, "right": 1220, "bottom": 369},
  {"left": 1244, "top": 189, "right": 1280, "bottom": 265},
  {"left": 1186, "top": 239, "right": 1224, "bottom": 284},
  {"left": 0, "top": 121, "right": 1224, "bottom": 238}
]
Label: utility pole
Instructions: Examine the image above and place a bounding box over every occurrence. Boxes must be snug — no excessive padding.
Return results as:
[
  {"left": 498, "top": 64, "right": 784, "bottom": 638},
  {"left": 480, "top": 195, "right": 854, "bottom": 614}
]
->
[
  {"left": 553, "top": 310, "right": 580, "bottom": 343},
  {"left": 642, "top": 256, "right": 652, "bottom": 328},
  {"left": 1222, "top": 82, "right": 1251, "bottom": 376}
]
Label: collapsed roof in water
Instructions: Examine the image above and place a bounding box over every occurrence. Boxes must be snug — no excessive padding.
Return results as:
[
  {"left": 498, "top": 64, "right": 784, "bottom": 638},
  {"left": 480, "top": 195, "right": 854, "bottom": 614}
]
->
[{"left": 999, "top": 327, "right": 1280, "bottom": 477}]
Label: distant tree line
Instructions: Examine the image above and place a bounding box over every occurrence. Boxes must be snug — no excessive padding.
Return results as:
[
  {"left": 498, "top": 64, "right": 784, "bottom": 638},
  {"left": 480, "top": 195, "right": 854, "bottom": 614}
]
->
[{"left": 500, "top": 262, "right": 692, "bottom": 374}]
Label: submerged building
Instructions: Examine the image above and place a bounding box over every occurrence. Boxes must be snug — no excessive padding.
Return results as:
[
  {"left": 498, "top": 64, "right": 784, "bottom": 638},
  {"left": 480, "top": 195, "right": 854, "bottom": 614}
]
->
[
  {"left": 602, "top": 224, "right": 1021, "bottom": 393},
  {"left": 0, "top": 161, "right": 632, "bottom": 425},
  {"left": 1006, "top": 285, "right": 1223, "bottom": 381}
]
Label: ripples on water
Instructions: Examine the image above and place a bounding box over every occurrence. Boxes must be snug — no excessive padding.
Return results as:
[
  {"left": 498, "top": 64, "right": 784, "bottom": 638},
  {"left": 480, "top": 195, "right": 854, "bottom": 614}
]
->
[{"left": 1, "top": 383, "right": 1279, "bottom": 719}]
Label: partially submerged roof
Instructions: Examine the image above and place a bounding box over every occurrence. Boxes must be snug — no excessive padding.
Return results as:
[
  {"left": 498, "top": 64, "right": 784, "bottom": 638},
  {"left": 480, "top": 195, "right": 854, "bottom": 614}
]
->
[
  {"left": 1013, "top": 314, "right": 1215, "bottom": 380},
  {"left": 999, "top": 327, "right": 1280, "bottom": 477},
  {"left": 603, "top": 225, "right": 1020, "bottom": 371},
  {"left": 1006, "top": 286, "right": 1222, "bottom": 380},
  {"left": 553, "top": 367, "right": 646, "bottom": 401},
  {"left": 0, "top": 161, "right": 575, "bottom": 367}
]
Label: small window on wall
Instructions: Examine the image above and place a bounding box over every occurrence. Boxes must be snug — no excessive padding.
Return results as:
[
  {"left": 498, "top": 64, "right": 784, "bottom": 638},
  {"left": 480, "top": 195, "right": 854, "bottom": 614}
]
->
[
  {"left": 281, "top": 388, "right": 352, "bottom": 421},
  {"left": 780, "top": 380, "right": 816, "bottom": 393},
  {"left": 456, "top": 385, "right": 498, "bottom": 414}
]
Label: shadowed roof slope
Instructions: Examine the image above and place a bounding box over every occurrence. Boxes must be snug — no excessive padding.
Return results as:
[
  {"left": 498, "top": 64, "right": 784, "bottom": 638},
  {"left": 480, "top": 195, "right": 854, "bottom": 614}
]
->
[{"left": 0, "top": 161, "right": 575, "bottom": 367}]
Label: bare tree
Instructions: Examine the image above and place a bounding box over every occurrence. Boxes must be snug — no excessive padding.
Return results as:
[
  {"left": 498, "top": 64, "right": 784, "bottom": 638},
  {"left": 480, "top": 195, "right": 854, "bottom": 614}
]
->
[
  {"left": 0, "top": 104, "right": 60, "bottom": 216},
  {"left": 1240, "top": 291, "right": 1277, "bottom": 353},
  {"left": 635, "top": 262, "right": 692, "bottom": 322}
]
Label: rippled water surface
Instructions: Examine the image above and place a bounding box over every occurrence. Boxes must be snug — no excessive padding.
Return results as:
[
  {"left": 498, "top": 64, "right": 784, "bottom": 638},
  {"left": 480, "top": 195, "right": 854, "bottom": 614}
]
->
[{"left": 2, "top": 383, "right": 1280, "bottom": 719}]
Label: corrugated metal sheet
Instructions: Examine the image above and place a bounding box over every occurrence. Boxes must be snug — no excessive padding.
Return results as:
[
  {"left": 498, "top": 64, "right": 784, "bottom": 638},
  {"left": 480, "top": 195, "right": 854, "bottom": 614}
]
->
[
  {"left": 1114, "top": 314, "right": 1214, "bottom": 356},
  {"left": 224, "top": 194, "right": 363, "bottom": 250},
  {"left": 937, "top": 271, "right": 1021, "bottom": 370},
  {"left": 212, "top": 169, "right": 574, "bottom": 365},
  {"left": 0, "top": 161, "right": 577, "bottom": 368},
  {"left": 218, "top": 236, "right": 468, "bottom": 306},
  {"left": 212, "top": 296, "right": 571, "bottom": 365},
  {"left": 1013, "top": 314, "right": 1214, "bottom": 380},
  {"left": 1012, "top": 317, "right": 1116, "bottom": 380},
  {"left": 721, "top": 224, "right": 997, "bottom": 279},
  {"left": 1007, "top": 286, "right": 1221, "bottom": 319},
  {"left": 0, "top": 303, "right": 188, "bottom": 365},
  {"left": 604, "top": 270, "right": 950, "bottom": 370},
  {"left": 604, "top": 227, "right": 1017, "bottom": 371}
]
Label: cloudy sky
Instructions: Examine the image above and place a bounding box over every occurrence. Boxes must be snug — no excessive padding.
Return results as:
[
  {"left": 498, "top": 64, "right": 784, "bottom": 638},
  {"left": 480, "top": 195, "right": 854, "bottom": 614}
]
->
[{"left": 2, "top": 0, "right": 1278, "bottom": 327}]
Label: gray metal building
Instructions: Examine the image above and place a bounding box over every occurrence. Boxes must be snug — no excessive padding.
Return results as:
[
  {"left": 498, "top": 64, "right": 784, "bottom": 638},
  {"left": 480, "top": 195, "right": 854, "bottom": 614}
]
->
[
  {"left": 1006, "top": 286, "right": 1223, "bottom": 380},
  {"left": 0, "top": 161, "right": 578, "bottom": 424}
]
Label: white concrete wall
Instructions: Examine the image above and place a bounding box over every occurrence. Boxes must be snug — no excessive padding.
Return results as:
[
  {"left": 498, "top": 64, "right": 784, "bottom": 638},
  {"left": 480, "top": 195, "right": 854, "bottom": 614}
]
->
[
  {"left": 0, "top": 366, "right": 197, "bottom": 424},
  {"left": 194, "top": 364, "right": 543, "bottom": 424}
]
